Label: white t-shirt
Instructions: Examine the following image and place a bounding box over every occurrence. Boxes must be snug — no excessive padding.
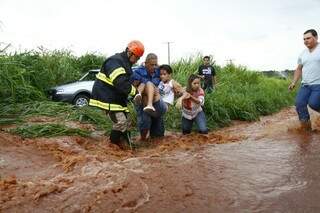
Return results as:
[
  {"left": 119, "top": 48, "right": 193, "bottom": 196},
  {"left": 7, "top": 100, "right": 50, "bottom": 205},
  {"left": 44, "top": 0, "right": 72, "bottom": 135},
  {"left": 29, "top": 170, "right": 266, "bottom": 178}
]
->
[
  {"left": 298, "top": 44, "right": 320, "bottom": 85},
  {"left": 158, "top": 79, "right": 175, "bottom": 105}
]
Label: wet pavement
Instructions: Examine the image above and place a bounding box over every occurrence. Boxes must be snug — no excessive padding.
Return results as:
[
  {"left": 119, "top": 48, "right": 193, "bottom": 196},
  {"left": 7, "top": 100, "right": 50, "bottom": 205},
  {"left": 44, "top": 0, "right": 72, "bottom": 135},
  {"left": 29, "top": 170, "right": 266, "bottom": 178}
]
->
[{"left": 1, "top": 107, "right": 320, "bottom": 212}]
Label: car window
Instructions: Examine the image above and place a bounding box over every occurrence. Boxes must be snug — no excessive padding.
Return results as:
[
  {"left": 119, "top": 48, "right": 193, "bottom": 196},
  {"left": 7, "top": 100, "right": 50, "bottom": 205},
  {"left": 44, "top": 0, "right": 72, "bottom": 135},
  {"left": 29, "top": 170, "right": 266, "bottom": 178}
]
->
[{"left": 82, "top": 72, "right": 98, "bottom": 81}]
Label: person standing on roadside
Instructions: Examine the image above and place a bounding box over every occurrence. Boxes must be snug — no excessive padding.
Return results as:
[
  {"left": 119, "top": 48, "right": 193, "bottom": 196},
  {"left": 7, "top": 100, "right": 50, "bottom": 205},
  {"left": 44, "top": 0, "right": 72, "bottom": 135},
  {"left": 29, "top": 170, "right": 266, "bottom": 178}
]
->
[
  {"left": 198, "top": 56, "right": 217, "bottom": 93},
  {"left": 289, "top": 29, "right": 320, "bottom": 131}
]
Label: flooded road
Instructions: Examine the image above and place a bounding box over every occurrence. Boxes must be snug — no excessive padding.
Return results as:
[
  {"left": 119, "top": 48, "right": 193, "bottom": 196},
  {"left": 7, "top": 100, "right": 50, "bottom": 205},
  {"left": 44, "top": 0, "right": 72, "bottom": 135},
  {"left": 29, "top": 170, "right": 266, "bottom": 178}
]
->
[{"left": 1, "top": 107, "right": 320, "bottom": 212}]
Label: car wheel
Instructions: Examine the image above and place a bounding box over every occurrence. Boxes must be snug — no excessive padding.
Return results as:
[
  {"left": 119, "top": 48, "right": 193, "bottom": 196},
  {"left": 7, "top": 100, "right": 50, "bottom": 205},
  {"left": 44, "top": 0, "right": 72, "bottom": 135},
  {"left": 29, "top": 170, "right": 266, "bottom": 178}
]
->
[{"left": 73, "top": 94, "right": 89, "bottom": 107}]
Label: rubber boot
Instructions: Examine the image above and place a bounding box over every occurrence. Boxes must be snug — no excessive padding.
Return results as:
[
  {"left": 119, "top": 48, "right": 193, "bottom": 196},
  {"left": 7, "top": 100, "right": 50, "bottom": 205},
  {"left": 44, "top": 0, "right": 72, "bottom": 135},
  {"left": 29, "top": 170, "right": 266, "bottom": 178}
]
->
[{"left": 110, "top": 130, "right": 122, "bottom": 145}]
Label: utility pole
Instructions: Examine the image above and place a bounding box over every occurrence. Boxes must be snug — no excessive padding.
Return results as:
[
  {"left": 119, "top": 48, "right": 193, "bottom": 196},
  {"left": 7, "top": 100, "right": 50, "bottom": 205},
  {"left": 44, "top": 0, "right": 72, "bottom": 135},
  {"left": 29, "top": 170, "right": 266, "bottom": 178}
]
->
[{"left": 164, "top": 41, "right": 173, "bottom": 65}]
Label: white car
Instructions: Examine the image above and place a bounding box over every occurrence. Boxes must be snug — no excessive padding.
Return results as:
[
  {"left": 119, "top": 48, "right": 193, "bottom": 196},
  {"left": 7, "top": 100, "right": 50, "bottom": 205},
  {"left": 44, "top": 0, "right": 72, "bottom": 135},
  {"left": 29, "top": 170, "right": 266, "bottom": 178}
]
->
[{"left": 48, "top": 69, "right": 99, "bottom": 107}]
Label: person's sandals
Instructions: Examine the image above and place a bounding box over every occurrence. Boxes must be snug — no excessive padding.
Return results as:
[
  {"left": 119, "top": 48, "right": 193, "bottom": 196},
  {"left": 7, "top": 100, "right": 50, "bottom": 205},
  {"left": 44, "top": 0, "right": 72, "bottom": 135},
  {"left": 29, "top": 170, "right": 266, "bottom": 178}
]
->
[
  {"left": 143, "top": 105, "right": 156, "bottom": 114},
  {"left": 132, "top": 93, "right": 142, "bottom": 105}
]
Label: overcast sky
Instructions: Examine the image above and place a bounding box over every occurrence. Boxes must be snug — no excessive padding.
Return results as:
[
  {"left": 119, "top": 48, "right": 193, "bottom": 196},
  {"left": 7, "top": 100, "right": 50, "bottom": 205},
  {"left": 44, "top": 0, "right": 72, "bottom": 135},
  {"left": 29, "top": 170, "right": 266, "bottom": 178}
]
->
[{"left": 0, "top": 0, "right": 319, "bottom": 70}]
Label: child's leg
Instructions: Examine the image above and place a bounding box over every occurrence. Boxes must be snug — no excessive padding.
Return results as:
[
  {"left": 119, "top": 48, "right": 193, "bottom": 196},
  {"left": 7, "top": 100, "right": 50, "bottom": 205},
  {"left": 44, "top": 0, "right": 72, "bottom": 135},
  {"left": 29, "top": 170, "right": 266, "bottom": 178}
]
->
[
  {"left": 143, "top": 82, "right": 160, "bottom": 113},
  {"left": 145, "top": 82, "right": 155, "bottom": 107},
  {"left": 195, "top": 111, "right": 208, "bottom": 134},
  {"left": 137, "top": 83, "right": 145, "bottom": 94},
  {"left": 133, "top": 83, "right": 145, "bottom": 105},
  {"left": 182, "top": 116, "right": 193, "bottom": 135}
]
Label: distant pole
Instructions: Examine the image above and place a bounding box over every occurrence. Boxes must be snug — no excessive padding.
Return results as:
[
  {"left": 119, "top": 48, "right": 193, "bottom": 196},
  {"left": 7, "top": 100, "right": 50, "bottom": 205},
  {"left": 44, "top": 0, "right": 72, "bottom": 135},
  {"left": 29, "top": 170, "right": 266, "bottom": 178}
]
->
[
  {"left": 164, "top": 42, "right": 173, "bottom": 65},
  {"left": 225, "top": 59, "right": 235, "bottom": 64}
]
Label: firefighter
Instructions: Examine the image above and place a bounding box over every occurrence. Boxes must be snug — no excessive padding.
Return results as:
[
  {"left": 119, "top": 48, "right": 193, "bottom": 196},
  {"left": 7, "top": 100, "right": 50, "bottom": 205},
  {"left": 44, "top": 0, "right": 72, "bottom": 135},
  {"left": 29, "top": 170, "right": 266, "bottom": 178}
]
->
[{"left": 89, "top": 40, "right": 144, "bottom": 146}]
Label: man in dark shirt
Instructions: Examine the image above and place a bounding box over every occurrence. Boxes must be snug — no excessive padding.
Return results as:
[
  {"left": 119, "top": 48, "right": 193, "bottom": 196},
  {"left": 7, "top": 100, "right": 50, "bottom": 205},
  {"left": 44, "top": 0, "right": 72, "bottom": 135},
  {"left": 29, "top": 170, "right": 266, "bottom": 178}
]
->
[{"left": 198, "top": 56, "right": 217, "bottom": 93}]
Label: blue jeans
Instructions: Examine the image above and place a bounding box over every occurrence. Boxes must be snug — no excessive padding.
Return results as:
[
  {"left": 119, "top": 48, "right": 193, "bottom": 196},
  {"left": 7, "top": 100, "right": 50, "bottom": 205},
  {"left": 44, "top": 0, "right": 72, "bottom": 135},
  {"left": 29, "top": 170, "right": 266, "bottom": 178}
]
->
[
  {"left": 295, "top": 84, "right": 320, "bottom": 121},
  {"left": 203, "top": 83, "right": 214, "bottom": 93},
  {"left": 135, "top": 99, "right": 166, "bottom": 137},
  {"left": 182, "top": 111, "right": 208, "bottom": 134}
]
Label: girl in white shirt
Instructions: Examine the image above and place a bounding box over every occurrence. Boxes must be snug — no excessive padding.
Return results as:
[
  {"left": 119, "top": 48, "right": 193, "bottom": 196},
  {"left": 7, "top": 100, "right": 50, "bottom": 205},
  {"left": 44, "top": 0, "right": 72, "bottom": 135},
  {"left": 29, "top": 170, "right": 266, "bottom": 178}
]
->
[{"left": 158, "top": 64, "right": 184, "bottom": 111}]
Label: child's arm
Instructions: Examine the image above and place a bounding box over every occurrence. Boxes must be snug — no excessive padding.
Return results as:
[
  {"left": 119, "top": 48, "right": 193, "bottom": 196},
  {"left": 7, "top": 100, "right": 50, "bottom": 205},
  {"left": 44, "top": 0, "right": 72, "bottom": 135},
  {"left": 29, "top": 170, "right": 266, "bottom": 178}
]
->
[
  {"left": 175, "top": 92, "right": 190, "bottom": 109},
  {"left": 189, "top": 95, "right": 201, "bottom": 104},
  {"left": 189, "top": 89, "right": 205, "bottom": 105},
  {"left": 132, "top": 80, "right": 140, "bottom": 88},
  {"left": 172, "top": 80, "right": 184, "bottom": 96},
  {"left": 137, "top": 82, "right": 145, "bottom": 94},
  {"left": 181, "top": 92, "right": 190, "bottom": 100}
]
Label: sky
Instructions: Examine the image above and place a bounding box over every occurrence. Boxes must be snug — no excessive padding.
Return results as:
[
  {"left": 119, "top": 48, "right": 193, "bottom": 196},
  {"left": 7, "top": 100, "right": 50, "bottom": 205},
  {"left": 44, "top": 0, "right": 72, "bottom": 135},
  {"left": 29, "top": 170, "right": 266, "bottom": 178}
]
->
[{"left": 0, "top": 0, "right": 319, "bottom": 71}]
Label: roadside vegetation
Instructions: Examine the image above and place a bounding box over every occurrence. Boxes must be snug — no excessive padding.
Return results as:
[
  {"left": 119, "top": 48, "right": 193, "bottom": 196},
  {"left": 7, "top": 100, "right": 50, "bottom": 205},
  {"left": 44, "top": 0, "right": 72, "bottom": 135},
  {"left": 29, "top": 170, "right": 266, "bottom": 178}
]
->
[{"left": 0, "top": 50, "right": 296, "bottom": 137}]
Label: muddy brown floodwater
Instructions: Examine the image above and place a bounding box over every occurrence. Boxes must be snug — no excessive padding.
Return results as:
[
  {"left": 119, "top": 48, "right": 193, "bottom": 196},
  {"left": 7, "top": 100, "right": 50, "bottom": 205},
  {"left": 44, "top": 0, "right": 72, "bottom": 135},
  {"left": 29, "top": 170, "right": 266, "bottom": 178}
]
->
[{"left": 1, "top": 107, "right": 320, "bottom": 213}]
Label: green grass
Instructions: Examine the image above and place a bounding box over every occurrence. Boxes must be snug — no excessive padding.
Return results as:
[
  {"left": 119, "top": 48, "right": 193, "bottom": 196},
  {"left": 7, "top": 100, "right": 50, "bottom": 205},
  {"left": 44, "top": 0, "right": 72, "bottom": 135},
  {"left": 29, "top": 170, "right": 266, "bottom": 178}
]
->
[
  {"left": 0, "top": 101, "right": 112, "bottom": 130},
  {"left": 0, "top": 50, "right": 296, "bottom": 137},
  {"left": 10, "top": 123, "right": 91, "bottom": 138},
  {"left": 0, "top": 50, "right": 104, "bottom": 103},
  {"left": 166, "top": 60, "right": 296, "bottom": 129}
]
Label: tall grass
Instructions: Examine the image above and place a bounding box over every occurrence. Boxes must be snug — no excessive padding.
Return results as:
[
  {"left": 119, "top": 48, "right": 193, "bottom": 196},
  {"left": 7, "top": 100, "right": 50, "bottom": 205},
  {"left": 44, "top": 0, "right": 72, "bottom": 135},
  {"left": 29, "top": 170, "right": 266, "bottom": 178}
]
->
[
  {"left": 166, "top": 59, "right": 296, "bottom": 129},
  {"left": 0, "top": 101, "right": 112, "bottom": 130},
  {"left": 0, "top": 50, "right": 296, "bottom": 137},
  {"left": 11, "top": 123, "right": 91, "bottom": 138},
  {"left": 0, "top": 50, "right": 104, "bottom": 103}
]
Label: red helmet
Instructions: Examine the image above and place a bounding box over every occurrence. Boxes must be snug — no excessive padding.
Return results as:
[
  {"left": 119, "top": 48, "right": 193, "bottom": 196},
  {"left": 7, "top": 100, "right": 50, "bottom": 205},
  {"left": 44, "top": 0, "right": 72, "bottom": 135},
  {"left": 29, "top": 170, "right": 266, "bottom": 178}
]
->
[{"left": 127, "top": 40, "right": 144, "bottom": 57}]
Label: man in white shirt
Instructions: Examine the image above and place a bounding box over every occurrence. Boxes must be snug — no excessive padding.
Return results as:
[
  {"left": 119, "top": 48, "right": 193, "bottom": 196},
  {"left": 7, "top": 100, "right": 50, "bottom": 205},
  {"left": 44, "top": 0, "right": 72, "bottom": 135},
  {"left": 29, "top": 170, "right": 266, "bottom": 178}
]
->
[{"left": 289, "top": 29, "right": 320, "bottom": 130}]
